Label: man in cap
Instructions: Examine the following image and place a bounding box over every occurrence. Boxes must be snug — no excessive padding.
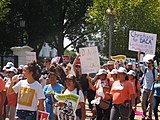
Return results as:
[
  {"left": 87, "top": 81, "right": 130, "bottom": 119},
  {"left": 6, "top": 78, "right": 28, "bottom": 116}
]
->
[{"left": 126, "top": 62, "right": 133, "bottom": 72}]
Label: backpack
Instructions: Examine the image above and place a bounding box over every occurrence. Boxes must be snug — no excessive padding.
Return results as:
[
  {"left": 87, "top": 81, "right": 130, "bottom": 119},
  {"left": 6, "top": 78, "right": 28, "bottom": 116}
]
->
[{"left": 140, "top": 67, "right": 156, "bottom": 86}]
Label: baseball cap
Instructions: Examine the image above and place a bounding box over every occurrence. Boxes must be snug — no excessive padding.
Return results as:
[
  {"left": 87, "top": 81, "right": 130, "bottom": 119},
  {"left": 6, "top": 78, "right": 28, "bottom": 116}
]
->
[
  {"left": 117, "top": 67, "right": 127, "bottom": 74},
  {"left": 5, "top": 62, "right": 14, "bottom": 68},
  {"left": 18, "top": 65, "right": 24, "bottom": 69},
  {"left": 96, "top": 69, "right": 107, "bottom": 76},
  {"left": 127, "top": 62, "right": 132, "bottom": 66},
  {"left": 127, "top": 70, "right": 136, "bottom": 76},
  {"left": 7, "top": 67, "right": 18, "bottom": 74},
  {"left": 66, "top": 74, "right": 76, "bottom": 81},
  {"left": 110, "top": 69, "right": 118, "bottom": 75}
]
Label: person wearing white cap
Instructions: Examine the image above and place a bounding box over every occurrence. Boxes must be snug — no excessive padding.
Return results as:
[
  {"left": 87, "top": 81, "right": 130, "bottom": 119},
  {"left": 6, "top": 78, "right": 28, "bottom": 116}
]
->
[
  {"left": 127, "top": 62, "right": 133, "bottom": 72},
  {"left": 89, "top": 69, "right": 111, "bottom": 120},
  {"left": 109, "top": 69, "right": 118, "bottom": 82},
  {"left": 127, "top": 70, "right": 141, "bottom": 120},
  {"left": 5, "top": 67, "right": 18, "bottom": 120},
  {"left": 110, "top": 67, "right": 135, "bottom": 120},
  {"left": 5, "top": 62, "right": 14, "bottom": 68}
]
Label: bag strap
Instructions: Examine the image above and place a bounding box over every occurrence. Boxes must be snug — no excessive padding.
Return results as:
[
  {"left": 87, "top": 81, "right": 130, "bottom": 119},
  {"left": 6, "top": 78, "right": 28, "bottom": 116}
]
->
[{"left": 152, "top": 67, "right": 155, "bottom": 81}]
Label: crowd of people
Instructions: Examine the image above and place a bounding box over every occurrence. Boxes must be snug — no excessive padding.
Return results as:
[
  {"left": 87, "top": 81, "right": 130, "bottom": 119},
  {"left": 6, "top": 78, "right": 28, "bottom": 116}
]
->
[{"left": 0, "top": 55, "right": 160, "bottom": 120}]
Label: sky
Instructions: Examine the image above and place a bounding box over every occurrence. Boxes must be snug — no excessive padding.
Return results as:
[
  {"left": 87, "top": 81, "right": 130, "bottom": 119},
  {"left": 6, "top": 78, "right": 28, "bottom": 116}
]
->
[{"left": 64, "top": 38, "right": 72, "bottom": 50}]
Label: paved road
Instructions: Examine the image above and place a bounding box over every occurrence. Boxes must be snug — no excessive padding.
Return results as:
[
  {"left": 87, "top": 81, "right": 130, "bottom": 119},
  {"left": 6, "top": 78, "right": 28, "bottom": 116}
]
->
[{"left": 85, "top": 101, "right": 160, "bottom": 120}]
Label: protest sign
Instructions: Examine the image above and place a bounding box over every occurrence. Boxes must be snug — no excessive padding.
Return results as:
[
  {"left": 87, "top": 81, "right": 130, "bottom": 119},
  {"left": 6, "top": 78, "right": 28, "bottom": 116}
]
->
[
  {"left": 51, "top": 56, "right": 61, "bottom": 64},
  {"left": 25, "top": 51, "right": 37, "bottom": 64},
  {"left": 36, "top": 110, "right": 50, "bottom": 120},
  {"left": 143, "top": 54, "right": 155, "bottom": 62},
  {"left": 79, "top": 47, "right": 100, "bottom": 74},
  {"left": 111, "top": 55, "right": 126, "bottom": 61},
  {"left": 128, "top": 30, "right": 157, "bottom": 55},
  {"left": 62, "top": 55, "right": 71, "bottom": 63},
  {"left": 54, "top": 93, "right": 80, "bottom": 120}
]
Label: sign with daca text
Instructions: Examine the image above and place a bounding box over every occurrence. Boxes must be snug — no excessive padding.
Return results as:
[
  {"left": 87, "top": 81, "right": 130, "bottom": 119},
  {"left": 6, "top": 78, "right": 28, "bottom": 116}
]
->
[
  {"left": 128, "top": 30, "right": 157, "bottom": 55},
  {"left": 79, "top": 46, "right": 100, "bottom": 74}
]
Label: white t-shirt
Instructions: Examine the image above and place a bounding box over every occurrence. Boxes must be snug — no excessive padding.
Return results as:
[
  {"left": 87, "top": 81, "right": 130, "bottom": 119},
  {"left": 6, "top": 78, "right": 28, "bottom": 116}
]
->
[
  {"left": 64, "top": 88, "right": 84, "bottom": 109},
  {"left": 12, "top": 79, "right": 45, "bottom": 111}
]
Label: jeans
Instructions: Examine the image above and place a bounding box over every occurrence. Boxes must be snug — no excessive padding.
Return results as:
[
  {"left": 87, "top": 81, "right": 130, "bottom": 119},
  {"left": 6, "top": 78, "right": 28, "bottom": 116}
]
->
[
  {"left": 141, "top": 89, "right": 153, "bottom": 117},
  {"left": 110, "top": 104, "right": 131, "bottom": 120},
  {"left": 16, "top": 110, "right": 36, "bottom": 120},
  {"left": 153, "top": 96, "right": 160, "bottom": 120}
]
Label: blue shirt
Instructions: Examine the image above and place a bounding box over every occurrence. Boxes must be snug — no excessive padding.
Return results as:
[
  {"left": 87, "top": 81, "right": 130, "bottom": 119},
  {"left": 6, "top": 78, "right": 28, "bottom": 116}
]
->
[
  {"left": 43, "top": 83, "right": 63, "bottom": 118},
  {"left": 151, "top": 81, "right": 160, "bottom": 97},
  {"left": 143, "top": 67, "right": 158, "bottom": 90}
]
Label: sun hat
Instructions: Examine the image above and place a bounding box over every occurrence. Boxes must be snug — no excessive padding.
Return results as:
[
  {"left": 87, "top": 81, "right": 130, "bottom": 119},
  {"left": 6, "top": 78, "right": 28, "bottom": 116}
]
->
[
  {"left": 106, "top": 61, "right": 114, "bottom": 66},
  {"left": 110, "top": 69, "right": 118, "bottom": 75},
  {"left": 127, "top": 70, "right": 136, "bottom": 76},
  {"left": 96, "top": 69, "right": 107, "bottom": 76},
  {"left": 5, "top": 62, "right": 14, "bottom": 68},
  {"left": 117, "top": 67, "right": 127, "bottom": 74},
  {"left": 7, "top": 67, "right": 18, "bottom": 74}
]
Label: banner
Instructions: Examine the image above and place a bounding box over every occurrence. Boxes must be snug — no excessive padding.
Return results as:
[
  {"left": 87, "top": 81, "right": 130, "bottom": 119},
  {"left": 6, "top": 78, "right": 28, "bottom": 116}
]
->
[
  {"left": 79, "top": 47, "right": 100, "bottom": 74},
  {"left": 25, "top": 52, "right": 37, "bottom": 64},
  {"left": 62, "top": 55, "right": 71, "bottom": 63},
  {"left": 128, "top": 30, "right": 157, "bottom": 55},
  {"left": 36, "top": 110, "right": 50, "bottom": 120},
  {"left": 51, "top": 56, "right": 61, "bottom": 64},
  {"left": 111, "top": 55, "right": 126, "bottom": 61},
  {"left": 54, "top": 93, "right": 79, "bottom": 120}
]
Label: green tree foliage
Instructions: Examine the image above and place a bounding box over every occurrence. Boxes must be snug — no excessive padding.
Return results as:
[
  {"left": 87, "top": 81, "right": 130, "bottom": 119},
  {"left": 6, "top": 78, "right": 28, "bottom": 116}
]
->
[
  {"left": 0, "top": 0, "right": 10, "bottom": 21},
  {"left": 0, "top": 0, "right": 93, "bottom": 56},
  {"left": 86, "top": 0, "right": 160, "bottom": 57}
]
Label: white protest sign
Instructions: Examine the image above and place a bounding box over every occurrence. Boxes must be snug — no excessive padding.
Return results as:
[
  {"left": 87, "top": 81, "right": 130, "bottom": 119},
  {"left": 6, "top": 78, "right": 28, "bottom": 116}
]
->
[
  {"left": 25, "top": 51, "right": 37, "bottom": 64},
  {"left": 55, "top": 93, "right": 80, "bottom": 120},
  {"left": 79, "top": 47, "right": 100, "bottom": 74},
  {"left": 128, "top": 30, "right": 157, "bottom": 55},
  {"left": 143, "top": 54, "right": 155, "bottom": 62}
]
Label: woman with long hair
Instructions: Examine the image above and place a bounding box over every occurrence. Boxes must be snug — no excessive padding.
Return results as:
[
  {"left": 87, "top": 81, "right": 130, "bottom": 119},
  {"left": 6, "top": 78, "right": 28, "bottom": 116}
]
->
[
  {"left": 8, "top": 61, "right": 45, "bottom": 120},
  {"left": 57, "top": 74, "right": 85, "bottom": 120}
]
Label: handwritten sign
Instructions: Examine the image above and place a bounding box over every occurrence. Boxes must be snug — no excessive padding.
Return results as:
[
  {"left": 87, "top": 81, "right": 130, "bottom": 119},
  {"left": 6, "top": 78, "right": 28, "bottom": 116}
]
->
[
  {"left": 25, "top": 52, "right": 37, "bottom": 64},
  {"left": 128, "top": 30, "right": 157, "bottom": 55},
  {"left": 79, "top": 47, "right": 100, "bottom": 74}
]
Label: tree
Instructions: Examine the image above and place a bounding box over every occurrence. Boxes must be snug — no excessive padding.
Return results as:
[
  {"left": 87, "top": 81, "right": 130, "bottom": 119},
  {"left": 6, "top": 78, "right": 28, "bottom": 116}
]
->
[
  {"left": 0, "top": 0, "right": 93, "bottom": 57},
  {"left": 0, "top": 0, "right": 10, "bottom": 21},
  {"left": 86, "top": 0, "right": 160, "bottom": 58}
]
